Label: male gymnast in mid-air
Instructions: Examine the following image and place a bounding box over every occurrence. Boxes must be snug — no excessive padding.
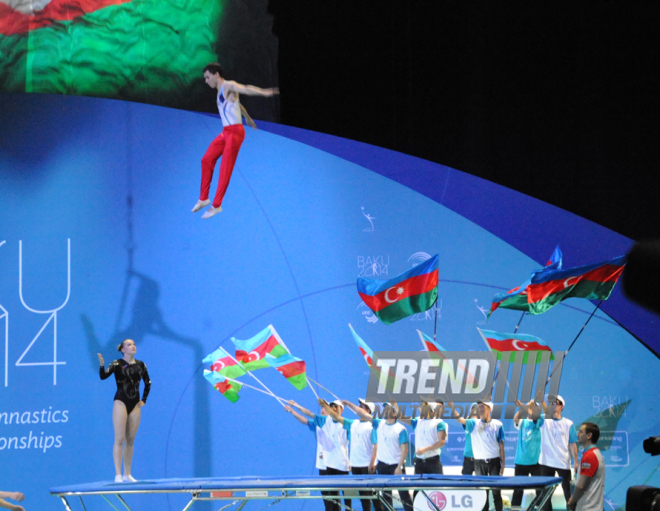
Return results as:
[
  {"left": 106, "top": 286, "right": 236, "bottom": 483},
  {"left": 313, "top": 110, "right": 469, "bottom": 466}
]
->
[{"left": 192, "top": 63, "right": 279, "bottom": 219}]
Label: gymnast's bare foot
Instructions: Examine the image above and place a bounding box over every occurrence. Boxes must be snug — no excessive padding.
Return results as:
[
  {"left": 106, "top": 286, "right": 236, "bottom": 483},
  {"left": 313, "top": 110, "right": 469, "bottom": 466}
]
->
[
  {"left": 191, "top": 199, "right": 210, "bottom": 212},
  {"left": 201, "top": 206, "right": 222, "bottom": 219}
]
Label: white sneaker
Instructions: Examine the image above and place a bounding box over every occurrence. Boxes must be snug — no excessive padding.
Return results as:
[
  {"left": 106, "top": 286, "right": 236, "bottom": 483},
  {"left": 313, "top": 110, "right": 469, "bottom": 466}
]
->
[
  {"left": 114, "top": 475, "right": 122, "bottom": 483},
  {"left": 201, "top": 206, "right": 222, "bottom": 219},
  {"left": 123, "top": 475, "right": 137, "bottom": 482},
  {"left": 192, "top": 199, "right": 210, "bottom": 213}
]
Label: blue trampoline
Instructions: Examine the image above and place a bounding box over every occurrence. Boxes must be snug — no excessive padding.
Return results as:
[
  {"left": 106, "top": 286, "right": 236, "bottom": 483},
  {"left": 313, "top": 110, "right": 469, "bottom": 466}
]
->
[{"left": 50, "top": 474, "right": 563, "bottom": 511}]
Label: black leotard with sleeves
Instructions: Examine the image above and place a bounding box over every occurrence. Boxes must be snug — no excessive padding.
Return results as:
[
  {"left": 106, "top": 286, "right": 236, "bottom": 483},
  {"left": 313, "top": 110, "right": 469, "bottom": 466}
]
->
[{"left": 100, "top": 359, "right": 151, "bottom": 414}]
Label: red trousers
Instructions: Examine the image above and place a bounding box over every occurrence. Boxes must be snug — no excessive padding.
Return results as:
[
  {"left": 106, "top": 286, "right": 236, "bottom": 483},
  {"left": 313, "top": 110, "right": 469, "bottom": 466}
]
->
[{"left": 199, "top": 124, "right": 245, "bottom": 208}]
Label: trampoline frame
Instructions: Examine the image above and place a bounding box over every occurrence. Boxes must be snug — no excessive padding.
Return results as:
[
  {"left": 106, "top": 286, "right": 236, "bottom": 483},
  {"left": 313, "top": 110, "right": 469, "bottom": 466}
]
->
[{"left": 50, "top": 474, "right": 562, "bottom": 511}]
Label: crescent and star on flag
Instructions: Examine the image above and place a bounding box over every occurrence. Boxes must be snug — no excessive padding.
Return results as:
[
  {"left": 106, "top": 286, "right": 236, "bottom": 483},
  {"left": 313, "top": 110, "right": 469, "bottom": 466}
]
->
[
  {"left": 511, "top": 340, "right": 528, "bottom": 351},
  {"left": 1, "top": 0, "right": 52, "bottom": 15},
  {"left": 384, "top": 285, "right": 405, "bottom": 303}
]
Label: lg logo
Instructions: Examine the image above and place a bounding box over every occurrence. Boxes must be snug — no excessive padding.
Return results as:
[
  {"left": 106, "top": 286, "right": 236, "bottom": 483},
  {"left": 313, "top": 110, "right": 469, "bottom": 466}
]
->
[
  {"left": 420, "top": 491, "right": 477, "bottom": 510},
  {"left": 428, "top": 491, "right": 447, "bottom": 509}
]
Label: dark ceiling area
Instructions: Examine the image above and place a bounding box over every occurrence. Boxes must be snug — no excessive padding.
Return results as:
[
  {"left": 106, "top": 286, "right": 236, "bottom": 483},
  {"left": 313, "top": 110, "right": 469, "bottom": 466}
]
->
[{"left": 268, "top": 1, "right": 659, "bottom": 241}]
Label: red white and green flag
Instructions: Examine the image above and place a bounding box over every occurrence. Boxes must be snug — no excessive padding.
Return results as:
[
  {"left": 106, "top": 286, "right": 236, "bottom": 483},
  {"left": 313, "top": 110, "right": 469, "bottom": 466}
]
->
[
  {"left": 202, "top": 347, "right": 247, "bottom": 380},
  {"left": 231, "top": 325, "right": 288, "bottom": 372},
  {"left": 203, "top": 369, "right": 242, "bottom": 403},
  {"left": 477, "top": 328, "right": 553, "bottom": 364},
  {"left": 265, "top": 353, "right": 307, "bottom": 390},
  {"left": 0, "top": 0, "right": 221, "bottom": 101},
  {"left": 526, "top": 255, "right": 626, "bottom": 315},
  {"left": 358, "top": 254, "right": 439, "bottom": 325}
]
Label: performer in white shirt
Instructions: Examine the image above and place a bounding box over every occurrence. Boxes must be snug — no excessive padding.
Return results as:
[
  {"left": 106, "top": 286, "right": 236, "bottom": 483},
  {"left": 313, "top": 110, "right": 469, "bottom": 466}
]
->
[
  {"left": 409, "top": 400, "right": 447, "bottom": 474},
  {"left": 449, "top": 400, "right": 505, "bottom": 511},
  {"left": 375, "top": 403, "right": 413, "bottom": 511},
  {"left": 326, "top": 398, "right": 384, "bottom": 511},
  {"left": 285, "top": 400, "right": 339, "bottom": 511},
  {"left": 538, "top": 395, "right": 578, "bottom": 511}
]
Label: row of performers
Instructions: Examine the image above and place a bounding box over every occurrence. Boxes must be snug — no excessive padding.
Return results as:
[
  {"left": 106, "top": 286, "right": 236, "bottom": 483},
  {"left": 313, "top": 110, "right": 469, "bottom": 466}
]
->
[
  {"left": 97, "top": 341, "right": 603, "bottom": 511},
  {"left": 283, "top": 397, "right": 605, "bottom": 511}
]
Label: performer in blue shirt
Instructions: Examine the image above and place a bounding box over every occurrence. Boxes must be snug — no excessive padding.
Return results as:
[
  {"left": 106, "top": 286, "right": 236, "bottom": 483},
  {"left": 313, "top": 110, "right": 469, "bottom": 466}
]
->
[
  {"left": 461, "top": 404, "right": 479, "bottom": 475},
  {"left": 512, "top": 399, "right": 544, "bottom": 507}
]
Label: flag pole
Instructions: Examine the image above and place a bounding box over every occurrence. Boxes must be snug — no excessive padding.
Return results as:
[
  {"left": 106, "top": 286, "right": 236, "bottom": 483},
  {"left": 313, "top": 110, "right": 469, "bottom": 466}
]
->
[
  {"left": 542, "top": 300, "right": 604, "bottom": 389},
  {"left": 306, "top": 378, "right": 320, "bottom": 399},
  {"left": 306, "top": 376, "right": 341, "bottom": 401},
  {"left": 417, "top": 330, "right": 429, "bottom": 351},
  {"left": 513, "top": 312, "right": 526, "bottom": 333},
  {"left": 564, "top": 300, "right": 604, "bottom": 356},
  {"left": 269, "top": 324, "right": 291, "bottom": 354},
  {"left": 306, "top": 376, "right": 362, "bottom": 415},
  {"left": 433, "top": 292, "right": 439, "bottom": 343},
  {"left": 222, "top": 376, "right": 285, "bottom": 401},
  {"left": 225, "top": 351, "right": 287, "bottom": 406}
]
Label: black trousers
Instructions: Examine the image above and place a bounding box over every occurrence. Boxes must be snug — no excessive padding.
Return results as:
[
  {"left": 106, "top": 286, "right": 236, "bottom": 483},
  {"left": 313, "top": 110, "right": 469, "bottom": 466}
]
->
[
  {"left": 511, "top": 463, "right": 540, "bottom": 506},
  {"left": 376, "top": 461, "right": 413, "bottom": 511},
  {"left": 413, "top": 455, "right": 444, "bottom": 475},
  {"left": 462, "top": 456, "right": 475, "bottom": 475},
  {"left": 319, "top": 469, "right": 334, "bottom": 511},
  {"left": 538, "top": 464, "right": 572, "bottom": 511},
  {"left": 474, "top": 458, "right": 503, "bottom": 511},
  {"left": 413, "top": 455, "right": 444, "bottom": 501},
  {"left": 326, "top": 467, "right": 351, "bottom": 511},
  {"left": 352, "top": 466, "right": 383, "bottom": 511}
]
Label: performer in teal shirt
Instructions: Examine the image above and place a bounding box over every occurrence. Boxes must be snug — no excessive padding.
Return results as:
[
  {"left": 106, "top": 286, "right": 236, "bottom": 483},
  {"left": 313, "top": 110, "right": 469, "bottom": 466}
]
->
[
  {"left": 512, "top": 399, "right": 544, "bottom": 507},
  {"left": 461, "top": 404, "right": 478, "bottom": 475}
]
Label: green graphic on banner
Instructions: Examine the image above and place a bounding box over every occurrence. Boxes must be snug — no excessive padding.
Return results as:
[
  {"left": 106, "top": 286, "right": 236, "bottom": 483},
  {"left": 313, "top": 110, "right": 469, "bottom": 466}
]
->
[{"left": 0, "top": 0, "right": 223, "bottom": 106}]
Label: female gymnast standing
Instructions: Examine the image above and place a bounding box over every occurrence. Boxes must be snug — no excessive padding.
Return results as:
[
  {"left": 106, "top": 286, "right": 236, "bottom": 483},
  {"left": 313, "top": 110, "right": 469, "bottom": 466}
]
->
[{"left": 98, "top": 339, "right": 151, "bottom": 483}]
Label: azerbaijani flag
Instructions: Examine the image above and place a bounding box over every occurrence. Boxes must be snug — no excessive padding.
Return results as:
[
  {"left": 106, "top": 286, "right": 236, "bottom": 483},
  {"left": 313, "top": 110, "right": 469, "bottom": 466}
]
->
[
  {"left": 489, "top": 246, "right": 563, "bottom": 317},
  {"left": 417, "top": 330, "right": 446, "bottom": 352},
  {"left": 202, "top": 347, "right": 247, "bottom": 380},
  {"left": 545, "top": 246, "right": 563, "bottom": 270},
  {"left": 265, "top": 353, "right": 307, "bottom": 390},
  {"left": 0, "top": 0, "right": 222, "bottom": 103},
  {"left": 526, "top": 255, "right": 626, "bottom": 315},
  {"left": 231, "top": 325, "right": 288, "bottom": 371},
  {"left": 349, "top": 324, "right": 398, "bottom": 389},
  {"left": 477, "top": 328, "right": 552, "bottom": 364},
  {"left": 489, "top": 281, "right": 531, "bottom": 317},
  {"left": 349, "top": 323, "right": 374, "bottom": 367},
  {"left": 358, "top": 254, "right": 439, "bottom": 325},
  {"left": 416, "top": 330, "right": 479, "bottom": 385},
  {"left": 203, "top": 370, "right": 242, "bottom": 403}
]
